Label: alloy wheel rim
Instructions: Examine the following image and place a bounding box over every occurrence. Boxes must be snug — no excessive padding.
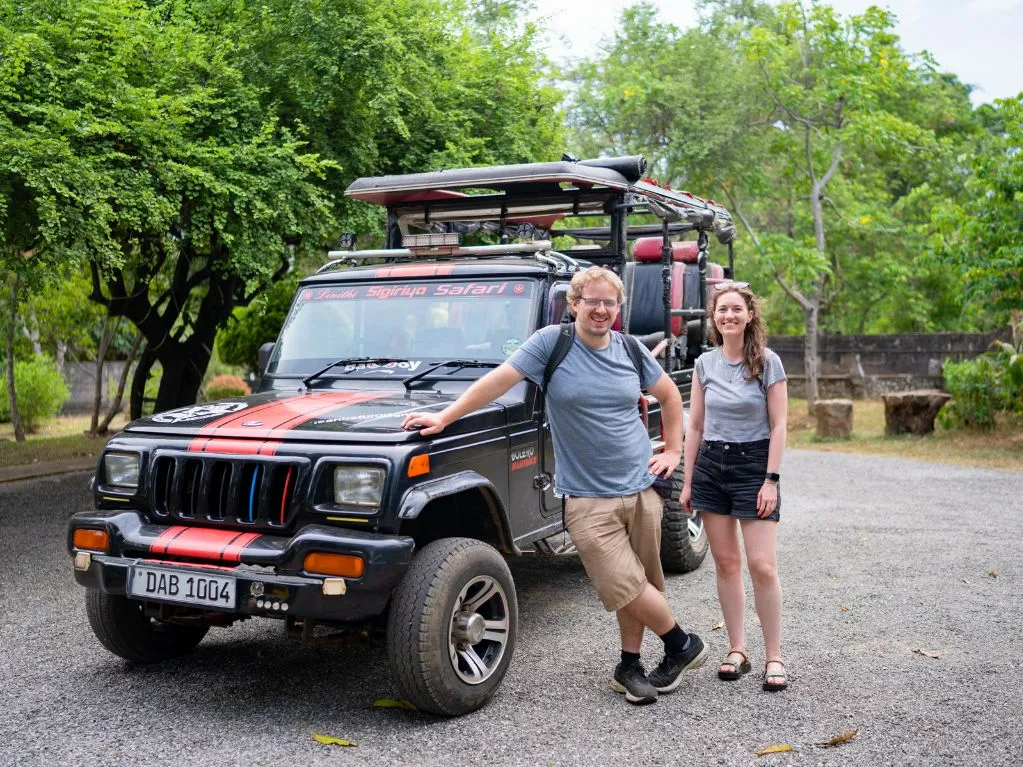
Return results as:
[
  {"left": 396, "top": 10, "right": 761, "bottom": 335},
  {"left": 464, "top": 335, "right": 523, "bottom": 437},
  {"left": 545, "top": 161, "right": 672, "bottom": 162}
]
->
[{"left": 447, "top": 575, "right": 509, "bottom": 685}]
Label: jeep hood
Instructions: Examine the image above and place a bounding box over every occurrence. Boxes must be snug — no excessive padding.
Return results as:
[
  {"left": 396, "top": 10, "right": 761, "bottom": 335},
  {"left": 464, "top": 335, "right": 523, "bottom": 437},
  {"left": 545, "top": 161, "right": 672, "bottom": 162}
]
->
[{"left": 123, "top": 389, "right": 504, "bottom": 444}]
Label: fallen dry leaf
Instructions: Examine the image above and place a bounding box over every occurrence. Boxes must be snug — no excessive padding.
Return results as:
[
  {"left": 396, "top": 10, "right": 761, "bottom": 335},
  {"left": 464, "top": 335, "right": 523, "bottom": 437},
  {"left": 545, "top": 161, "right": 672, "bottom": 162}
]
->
[
  {"left": 913, "top": 648, "right": 941, "bottom": 659},
  {"left": 987, "top": 570, "right": 998, "bottom": 578},
  {"left": 712, "top": 621, "right": 724, "bottom": 631},
  {"left": 372, "top": 698, "right": 418, "bottom": 712},
  {"left": 755, "top": 744, "right": 794, "bottom": 756},
  {"left": 817, "top": 729, "right": 859, "bottom": 747},
  {"left": 312, "top": 733, "right": 357, "bottom": 747},
  {"left": 841, "top": 606, "right": 850, "bottom": 612}
]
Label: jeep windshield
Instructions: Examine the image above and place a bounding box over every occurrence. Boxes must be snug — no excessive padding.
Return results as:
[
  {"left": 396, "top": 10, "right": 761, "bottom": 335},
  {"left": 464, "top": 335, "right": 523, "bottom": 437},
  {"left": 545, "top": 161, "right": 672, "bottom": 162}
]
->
[{"left": 266, "top": 278, "right": 539, "bottom": 377}]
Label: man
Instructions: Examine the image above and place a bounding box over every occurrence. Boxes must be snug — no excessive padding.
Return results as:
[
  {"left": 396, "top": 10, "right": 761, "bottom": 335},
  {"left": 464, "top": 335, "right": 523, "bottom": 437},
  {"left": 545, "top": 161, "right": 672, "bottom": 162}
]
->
[{"left": 401, "top": 266, "right": 707, "bottom": 705}]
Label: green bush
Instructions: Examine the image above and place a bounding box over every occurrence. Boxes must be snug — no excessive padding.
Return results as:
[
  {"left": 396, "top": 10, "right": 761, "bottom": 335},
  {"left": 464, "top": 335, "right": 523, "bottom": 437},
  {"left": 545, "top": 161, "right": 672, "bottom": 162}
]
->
[
  {"left": 204, "top": 374, "right": 251, "bottom": 401},
  {"left": 0, "top": 357, "right": 71, "bottom": 431},
  {"left": 941, "top": 340, "right": 1023, "bottom": 430}
]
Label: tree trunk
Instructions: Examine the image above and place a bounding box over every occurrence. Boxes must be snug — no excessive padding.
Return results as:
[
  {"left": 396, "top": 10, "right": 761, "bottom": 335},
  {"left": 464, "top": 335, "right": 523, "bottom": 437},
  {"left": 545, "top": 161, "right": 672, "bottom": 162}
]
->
[
  {"left": 55, "top": 339, "right": 67, "bottom": 372},
  {"left": 152, "top": 332, "right": 215, "bottom": 415},
  {"left": 97, "top": 330, "right": 143, "bottom": 435},
  {"left": 803, "top": 302, "right": 820, "bottom": 412},
  {"left": 22, "top": 308, "right": 41, "bottom": 355},
  {"left": 129, "top": 345, "right": 157, "bottom": 420},
  {"left": 5, "top": 276, "right": 25, "bottom": 442},
  {"left": 90, "top": 316, "right": 117, "bottom": 436}
]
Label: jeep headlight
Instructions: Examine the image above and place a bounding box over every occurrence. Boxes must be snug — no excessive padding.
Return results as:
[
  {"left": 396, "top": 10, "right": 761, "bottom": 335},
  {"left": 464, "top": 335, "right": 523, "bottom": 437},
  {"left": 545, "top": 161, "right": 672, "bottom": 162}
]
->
[
  {"left": 333, "top": 466, "right": 385, "bottom": 508},
  {"left": 104, "top": 452, "right": 140, "bottom": 489}
]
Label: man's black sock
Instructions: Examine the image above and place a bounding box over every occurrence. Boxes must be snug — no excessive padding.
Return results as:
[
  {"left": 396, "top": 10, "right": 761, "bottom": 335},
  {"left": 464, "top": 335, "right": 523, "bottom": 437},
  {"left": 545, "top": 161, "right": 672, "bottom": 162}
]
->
[
  {"left": 621, "top": 650, "right": 641, "bottom": 666},
  {"left": 659, "top": 624, "right": 690, "bottom": 655}
]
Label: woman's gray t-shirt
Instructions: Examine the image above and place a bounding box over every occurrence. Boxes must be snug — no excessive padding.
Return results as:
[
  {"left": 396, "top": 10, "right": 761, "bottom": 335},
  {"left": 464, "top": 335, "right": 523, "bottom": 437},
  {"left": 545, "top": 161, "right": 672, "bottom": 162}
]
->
[{"left": 696, "top": 347, "right": 787, "bottom": 442}]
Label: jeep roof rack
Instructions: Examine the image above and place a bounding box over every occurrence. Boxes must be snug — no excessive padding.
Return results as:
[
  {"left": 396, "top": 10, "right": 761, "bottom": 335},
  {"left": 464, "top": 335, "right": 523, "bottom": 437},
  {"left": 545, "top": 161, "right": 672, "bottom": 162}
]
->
[
  {"left": 344, "top": 155, "right": 736, "bottom": 270},
  {"left": 319, "top": 238, "right": 582, "bottom": 275}
]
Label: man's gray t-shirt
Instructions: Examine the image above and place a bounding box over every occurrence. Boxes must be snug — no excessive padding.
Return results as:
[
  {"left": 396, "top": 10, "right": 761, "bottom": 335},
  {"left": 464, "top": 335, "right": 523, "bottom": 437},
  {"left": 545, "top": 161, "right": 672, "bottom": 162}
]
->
[
  {"left": 695, "top": 346, "right": 787, "bottom": 442},
  {"left": 507, "top": 325, "right": 663, "bottom": 498}
]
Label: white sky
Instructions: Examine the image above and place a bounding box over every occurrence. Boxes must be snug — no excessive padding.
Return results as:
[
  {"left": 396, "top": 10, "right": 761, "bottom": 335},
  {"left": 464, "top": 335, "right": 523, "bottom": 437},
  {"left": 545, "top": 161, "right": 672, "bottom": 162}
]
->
[{"left": 531, "top": 0, "right": 1023, "bottom": 105}]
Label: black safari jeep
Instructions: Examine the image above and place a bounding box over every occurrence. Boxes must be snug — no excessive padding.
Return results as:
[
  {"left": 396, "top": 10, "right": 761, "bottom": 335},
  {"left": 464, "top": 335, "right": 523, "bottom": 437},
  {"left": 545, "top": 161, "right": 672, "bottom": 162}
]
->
[{"left": 68, "top": 154, "right": 737, "bottom": 716}]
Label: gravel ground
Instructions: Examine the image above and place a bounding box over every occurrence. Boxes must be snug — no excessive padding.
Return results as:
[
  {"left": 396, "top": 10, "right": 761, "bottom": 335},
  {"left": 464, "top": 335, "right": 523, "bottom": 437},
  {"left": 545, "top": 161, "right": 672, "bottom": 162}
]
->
[{"left": 1, "top": 449, "right": 1021, "bottom": 767}]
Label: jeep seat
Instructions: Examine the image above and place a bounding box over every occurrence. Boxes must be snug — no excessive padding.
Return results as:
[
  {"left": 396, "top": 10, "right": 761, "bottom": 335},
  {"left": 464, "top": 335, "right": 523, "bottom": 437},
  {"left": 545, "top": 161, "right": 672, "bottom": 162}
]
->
[{"left": 622, "top": 237, "right": 691, "bottom": 338}]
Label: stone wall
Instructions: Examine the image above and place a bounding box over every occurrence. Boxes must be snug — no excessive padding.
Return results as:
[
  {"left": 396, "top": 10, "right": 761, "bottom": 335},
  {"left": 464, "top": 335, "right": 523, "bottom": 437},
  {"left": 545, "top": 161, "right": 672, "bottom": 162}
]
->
[
  {"left": 62, "top": 360, "right": 134, "bottom": 415},
  {"left": 769, "top": 328, "right": 1010, "bottom": 377},
  {"left": 785, "top": 374, "right": 944, "bottom": 400}
]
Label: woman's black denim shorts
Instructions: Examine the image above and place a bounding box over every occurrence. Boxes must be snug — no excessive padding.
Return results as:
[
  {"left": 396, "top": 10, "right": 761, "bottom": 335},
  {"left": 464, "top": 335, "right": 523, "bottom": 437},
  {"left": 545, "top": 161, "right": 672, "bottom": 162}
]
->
[{"left": 691, "top": 439, "right": 780, "bottom": 521}]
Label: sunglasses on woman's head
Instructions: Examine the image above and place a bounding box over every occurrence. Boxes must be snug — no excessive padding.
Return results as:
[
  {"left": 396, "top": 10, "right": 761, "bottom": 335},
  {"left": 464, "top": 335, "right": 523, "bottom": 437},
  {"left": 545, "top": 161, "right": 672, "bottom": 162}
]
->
[{"left": 713, "top": 281, "right": 750, "bottom": 291}]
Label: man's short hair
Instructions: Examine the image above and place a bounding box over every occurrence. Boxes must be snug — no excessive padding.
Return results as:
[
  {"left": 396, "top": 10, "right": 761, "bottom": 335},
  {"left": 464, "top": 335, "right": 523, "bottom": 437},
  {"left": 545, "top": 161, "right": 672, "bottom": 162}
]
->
[{"left": 567, "top": 266, "right": 625, "bottom": 305}]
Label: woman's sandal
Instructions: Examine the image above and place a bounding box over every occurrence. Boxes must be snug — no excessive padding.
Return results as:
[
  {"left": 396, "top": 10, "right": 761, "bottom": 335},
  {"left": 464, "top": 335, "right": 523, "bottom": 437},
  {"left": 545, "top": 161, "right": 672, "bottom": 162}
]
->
[
  {"left": 717, "top": 649, "right": 751, "bottom": 681},
  {"left": 762, "top": 659, "right": 788, "bottom": 692}
]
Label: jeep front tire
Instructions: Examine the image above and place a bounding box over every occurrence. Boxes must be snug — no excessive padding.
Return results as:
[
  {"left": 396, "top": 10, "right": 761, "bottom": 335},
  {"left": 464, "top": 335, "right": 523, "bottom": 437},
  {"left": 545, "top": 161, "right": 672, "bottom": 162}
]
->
[
  {"left": 387, "top": 537, "right": 517, "bottom": 716},
  {"left": 85, "top": 589, "right": 210, "bottom": 663}
]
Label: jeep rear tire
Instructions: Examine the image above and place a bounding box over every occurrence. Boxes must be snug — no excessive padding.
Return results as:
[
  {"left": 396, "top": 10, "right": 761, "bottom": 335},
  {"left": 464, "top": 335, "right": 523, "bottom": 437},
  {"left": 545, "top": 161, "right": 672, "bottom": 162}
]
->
[
  {"left": 659, "top": 464, "right": 709, "bottom": 574},
  {"left": 387, "top": 537, "right": 517, "bottom": 716},
  {"left": 85, "top": 589, "right": 209, "bottom": 663}
]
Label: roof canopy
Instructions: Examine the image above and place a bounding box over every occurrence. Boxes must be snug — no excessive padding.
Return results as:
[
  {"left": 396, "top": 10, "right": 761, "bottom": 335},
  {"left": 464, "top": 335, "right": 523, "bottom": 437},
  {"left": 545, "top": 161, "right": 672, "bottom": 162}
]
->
[{"left": 345, "top": 157, "right": 736, "bottom": 245}]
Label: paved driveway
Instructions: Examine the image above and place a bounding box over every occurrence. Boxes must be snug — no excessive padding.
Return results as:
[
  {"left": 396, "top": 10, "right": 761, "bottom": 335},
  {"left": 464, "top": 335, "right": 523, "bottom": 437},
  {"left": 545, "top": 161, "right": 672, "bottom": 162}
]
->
[{"left": 1, "top": 450, "right": 1021, "bottom": 766}]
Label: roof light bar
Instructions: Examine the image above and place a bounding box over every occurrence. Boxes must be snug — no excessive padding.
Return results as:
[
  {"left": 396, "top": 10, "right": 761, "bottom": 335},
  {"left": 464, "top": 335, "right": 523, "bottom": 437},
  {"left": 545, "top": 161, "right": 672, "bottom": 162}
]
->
[{"left": 402, "top": 232, "right": 461, "bottom": 249}]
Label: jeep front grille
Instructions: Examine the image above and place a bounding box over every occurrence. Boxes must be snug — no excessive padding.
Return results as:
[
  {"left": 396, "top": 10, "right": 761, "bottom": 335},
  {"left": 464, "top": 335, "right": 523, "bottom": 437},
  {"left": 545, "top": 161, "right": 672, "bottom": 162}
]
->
[{"left": 150, "top": 455, "right": 303, "bottom": 530}]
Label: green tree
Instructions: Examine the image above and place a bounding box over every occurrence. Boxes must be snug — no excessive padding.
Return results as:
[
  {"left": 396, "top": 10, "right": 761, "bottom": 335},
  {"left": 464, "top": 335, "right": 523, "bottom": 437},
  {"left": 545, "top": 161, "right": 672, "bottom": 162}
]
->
[
  {"left": 567, "top": 1, "right": 971, "bottom": 407},
  {"left": 934, "top": 94, "right": 1023, "bottom": 325},
  {"left": 216, "top": 277, "right": 298, "bottom": 375}
]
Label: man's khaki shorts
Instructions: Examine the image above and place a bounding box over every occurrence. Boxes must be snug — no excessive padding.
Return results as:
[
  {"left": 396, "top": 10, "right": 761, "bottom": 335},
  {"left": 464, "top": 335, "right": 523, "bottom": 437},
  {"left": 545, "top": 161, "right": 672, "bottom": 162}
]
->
[{"left": 564, "top": 488, "right": 665, "bottom": 612}]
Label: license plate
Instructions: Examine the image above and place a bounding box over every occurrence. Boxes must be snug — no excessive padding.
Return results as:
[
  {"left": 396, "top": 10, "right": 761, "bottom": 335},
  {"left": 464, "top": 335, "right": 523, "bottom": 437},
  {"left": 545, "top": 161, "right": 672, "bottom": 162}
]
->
[{"left": 129, "top": 565, "right": 236, "bottom": 609}]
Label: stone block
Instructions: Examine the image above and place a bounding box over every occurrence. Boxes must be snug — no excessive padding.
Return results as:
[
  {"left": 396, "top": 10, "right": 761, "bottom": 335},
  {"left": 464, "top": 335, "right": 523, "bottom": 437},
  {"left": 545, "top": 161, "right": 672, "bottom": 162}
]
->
[
  {"left": 882, "top": 389, "right": 951, "bottom": 436},
  {"left": 814, "top": 398, "right": 854, "bottom": 439}
]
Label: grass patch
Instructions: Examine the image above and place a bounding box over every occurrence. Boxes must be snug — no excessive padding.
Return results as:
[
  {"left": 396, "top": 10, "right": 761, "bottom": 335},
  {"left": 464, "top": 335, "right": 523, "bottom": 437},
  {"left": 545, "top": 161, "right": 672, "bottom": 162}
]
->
[
  {"left": 788, "top": 398, "right": 1023, "bottom": 472},
  {"left": 0, "top": 413, "right": 128, "bottom": 469}
]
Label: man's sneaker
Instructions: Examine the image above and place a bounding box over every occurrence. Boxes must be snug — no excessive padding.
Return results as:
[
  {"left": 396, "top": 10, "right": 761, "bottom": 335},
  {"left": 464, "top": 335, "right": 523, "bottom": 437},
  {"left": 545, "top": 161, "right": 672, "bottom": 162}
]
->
[
  {"left": 647, "top": 633, "right": 709, "bottom": 693},
  {"left": 611, "top": 660, "right": 658, "bottom": 705}
]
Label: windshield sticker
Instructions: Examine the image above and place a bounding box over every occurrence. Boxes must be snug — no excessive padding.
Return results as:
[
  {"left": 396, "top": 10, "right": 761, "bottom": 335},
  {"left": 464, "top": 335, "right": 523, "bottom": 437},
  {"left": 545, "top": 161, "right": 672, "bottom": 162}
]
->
[
  {"left": 501, "top": 338, "right": 521, "bottom": 357},
  {"left": 343, "top": 360, "right": 423, "bottom": 373},
  {"left": 153, "top": 402, "right": 248, "bottom": 423},
  {"left": 300, "top": 281, "right": 533, "bottom": 302}
]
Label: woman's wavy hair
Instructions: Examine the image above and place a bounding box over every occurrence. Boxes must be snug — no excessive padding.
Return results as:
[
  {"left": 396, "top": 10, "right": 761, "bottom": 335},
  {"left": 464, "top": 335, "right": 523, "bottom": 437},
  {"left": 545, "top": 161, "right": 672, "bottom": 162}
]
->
[{"left": 707, "top": 283, "right": 767, "bottom": 381}]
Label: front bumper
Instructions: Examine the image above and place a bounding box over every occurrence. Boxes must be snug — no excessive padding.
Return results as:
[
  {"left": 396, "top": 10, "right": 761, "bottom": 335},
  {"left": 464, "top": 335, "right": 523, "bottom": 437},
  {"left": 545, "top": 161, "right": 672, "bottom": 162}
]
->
[{"left": 68, "top": 510, "right": 415, "bottom": 622}]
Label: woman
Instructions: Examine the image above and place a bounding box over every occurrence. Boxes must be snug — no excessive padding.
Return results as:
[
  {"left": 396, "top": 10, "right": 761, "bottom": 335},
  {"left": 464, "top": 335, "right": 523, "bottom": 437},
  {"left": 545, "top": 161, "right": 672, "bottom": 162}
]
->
[{"left": 681, "top": 282, "right": 789, "bottom": 691}]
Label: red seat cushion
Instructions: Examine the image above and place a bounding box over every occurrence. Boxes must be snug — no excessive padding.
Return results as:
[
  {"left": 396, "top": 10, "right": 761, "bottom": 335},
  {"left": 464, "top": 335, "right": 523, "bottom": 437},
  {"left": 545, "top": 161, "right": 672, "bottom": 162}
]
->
[{"left": 633, "top": 237, "right": 700, "bottom": 264}]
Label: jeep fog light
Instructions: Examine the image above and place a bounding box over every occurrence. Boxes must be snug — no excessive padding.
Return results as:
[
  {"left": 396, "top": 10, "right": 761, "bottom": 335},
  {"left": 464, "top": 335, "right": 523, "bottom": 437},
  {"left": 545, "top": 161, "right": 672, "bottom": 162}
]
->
[
  {"left": 103, "top": 452, "right": 139, "bottom": 489},
  {"left": 333, "top": 466, "right": 385, "bottom": 508}
]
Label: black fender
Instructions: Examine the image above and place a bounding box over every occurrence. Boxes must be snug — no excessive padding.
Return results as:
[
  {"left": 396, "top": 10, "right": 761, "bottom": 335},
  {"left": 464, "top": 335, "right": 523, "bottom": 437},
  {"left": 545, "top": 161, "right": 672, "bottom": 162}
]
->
[{"left": 398, "top": 471, "right": 518, "bottom": 555}]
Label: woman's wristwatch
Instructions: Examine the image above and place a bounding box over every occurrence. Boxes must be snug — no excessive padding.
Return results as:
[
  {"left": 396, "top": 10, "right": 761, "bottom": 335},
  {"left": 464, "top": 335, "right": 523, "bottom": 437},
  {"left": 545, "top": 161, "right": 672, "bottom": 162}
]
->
[{"left": 764, "top": 472, "right": 780, "bottom": 484}]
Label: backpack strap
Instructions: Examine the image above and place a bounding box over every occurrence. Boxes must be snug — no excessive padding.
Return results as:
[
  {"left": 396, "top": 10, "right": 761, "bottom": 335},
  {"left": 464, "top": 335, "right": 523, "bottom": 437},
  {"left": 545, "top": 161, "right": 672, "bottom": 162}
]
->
[
  {"left": 620, "top": 332, "right": 646, "bottom": 385},
  {"left": 541, "top": 323, "right": 576, "bottom": 398},
  {"left": 542, "top": 325, "right": 647, "bottom": 395}
]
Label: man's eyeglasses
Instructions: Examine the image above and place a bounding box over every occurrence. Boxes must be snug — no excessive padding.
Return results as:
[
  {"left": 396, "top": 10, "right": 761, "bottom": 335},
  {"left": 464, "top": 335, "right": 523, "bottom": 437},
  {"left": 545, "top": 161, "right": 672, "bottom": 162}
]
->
[
  {"left": 578, "top": 297, "right": 620, "bottom": 309},
  {"left": 713, "top": 281, "right": 750, "bottom": 291}
]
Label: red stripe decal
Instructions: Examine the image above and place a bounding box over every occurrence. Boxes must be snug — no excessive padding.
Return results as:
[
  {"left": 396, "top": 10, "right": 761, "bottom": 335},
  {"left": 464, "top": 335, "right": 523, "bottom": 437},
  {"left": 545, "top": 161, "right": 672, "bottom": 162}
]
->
[
  {"left": 280, "top": 466, "right": 293, "bottom": 525},
  {"left": 160, "top": 528, "right": 249, "bottom": 561},
  {"left": 190, "top": 438, "right": 264, "bottom": 455},
  {"left": 150, "top": 526, "right": 188, "bottom": 555},
  {"left": 187, "top": 392, "right": 390, "bottom": 451},
  {"left": 222, "top": 532, "right": 262, "bottom": 563}
]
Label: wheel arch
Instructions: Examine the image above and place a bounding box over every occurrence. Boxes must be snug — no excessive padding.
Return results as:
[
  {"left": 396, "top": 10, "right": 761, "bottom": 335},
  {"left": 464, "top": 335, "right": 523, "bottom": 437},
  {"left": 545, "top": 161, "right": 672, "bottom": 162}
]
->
[{"left": 398, "top": 471, "right": 518, "bottom": 555}]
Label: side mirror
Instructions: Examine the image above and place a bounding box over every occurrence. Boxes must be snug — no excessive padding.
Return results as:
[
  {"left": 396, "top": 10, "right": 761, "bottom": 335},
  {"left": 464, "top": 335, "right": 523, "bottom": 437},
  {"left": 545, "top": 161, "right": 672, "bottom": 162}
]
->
[{"left": 257, "top": 342, "right": 275, "bottom": 378}]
